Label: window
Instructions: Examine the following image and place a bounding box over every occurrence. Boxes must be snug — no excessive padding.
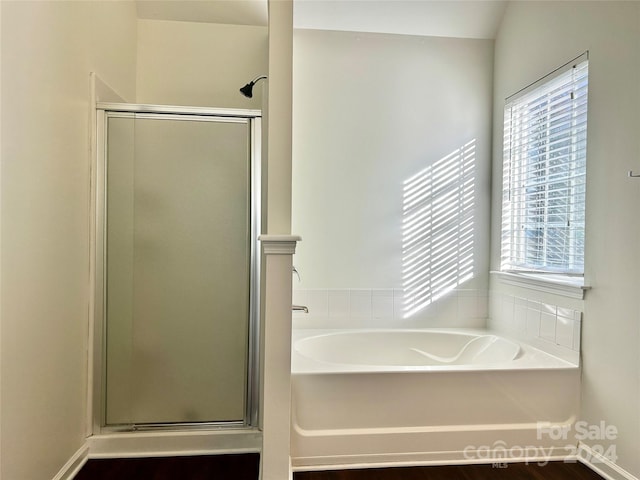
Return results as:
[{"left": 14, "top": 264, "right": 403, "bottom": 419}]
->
[{"left": 501, "top": 53, "right": 588, "bottom": 275}]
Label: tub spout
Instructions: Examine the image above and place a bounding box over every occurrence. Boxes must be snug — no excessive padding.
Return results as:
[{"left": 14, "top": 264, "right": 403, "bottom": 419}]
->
[{"left": 292, "top": 305, "right": 309, "bottom": 314}]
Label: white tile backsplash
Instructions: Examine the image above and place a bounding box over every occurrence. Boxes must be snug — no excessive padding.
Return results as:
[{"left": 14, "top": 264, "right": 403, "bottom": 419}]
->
[
  {"left": 557, "top": 307, "right": 574, "bottom": 319},
  {"left": 349, "top": 290, "right": 372, "bottom": 318},
  {"left": 501, "top": 295, "right": 515, "bottom": 324},
  {"left": 305, "top": 289, "right": 328, "bottom": 318},
  {"left": 555, "top": 315, "right": 574, "bottom": 348},
  {"left": 526, "top": 307, "right": 541, "bottom": 338},
  {"left": 514, "top": 298, "right": 527, "bottom": 335},
  {"left": 293, "top": 287, "right": 489, "bottom": 327},
  {"left": 328, "top": 290, "right": 350, "bottom": 318},
  {"left": 572, "top": 316, "right": 582, "bottom": 351},
  {"left": 292, "top": 289, "right": 308, "bottom": 308},
  {"left": 540, "top": 311, "right": 557, "bottom": 342},
  {"left": 371, "top": 290, "right": 394, "bottom": 319},
  {"left": 488, "top": 290, "right": 583, "bottom": 363},
  {"left": 393, "top": 289, "right": 405, "bottom": 320},
  {"left": 477, "top": 293, "right": 489, "bottom": 319},
  {"left": 458, "top": 295, "right": 477, "bottom": 320}
]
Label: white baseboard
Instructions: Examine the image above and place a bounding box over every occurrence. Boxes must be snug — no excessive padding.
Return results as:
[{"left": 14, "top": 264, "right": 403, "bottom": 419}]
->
[
  {"left": 292, "top": 445, "right": 576, "bottom": 471},
  {"left": 55, "top": 436, "right": 639, "bottom": 480},
  {"left": 49, "top": 430, "right": 261, "bottom": 479},
  {"left": 49, "top": 437, "right": 640, "bottom": 480},
  {"left": 294, "top": 444, "right": 640, "bottom": 479},
  {"left": 578, "top": 443, "right": 639, "bottom": 480},
  {"left": 52, "top": 444, "right": 89, "bottom": 480}
]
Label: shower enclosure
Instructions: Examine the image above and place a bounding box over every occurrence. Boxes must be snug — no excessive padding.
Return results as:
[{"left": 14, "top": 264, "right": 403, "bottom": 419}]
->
[{"left": 93, "top": 104, "right": 261, "bottom": 431}]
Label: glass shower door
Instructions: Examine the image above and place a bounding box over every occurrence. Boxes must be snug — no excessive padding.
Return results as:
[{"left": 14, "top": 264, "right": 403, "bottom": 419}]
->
[{"left": 103, "top": 112, "right": 253, "bottom": 427}]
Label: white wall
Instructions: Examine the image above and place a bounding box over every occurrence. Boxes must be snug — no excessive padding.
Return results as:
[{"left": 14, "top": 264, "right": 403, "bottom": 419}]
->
[
  {"left": 0, "top": 1, "right": 137, "bottom": 479},
  {"left": 292, "top": 29, "right": 493, "bottom": 327},
  {"left": 490, "top": 2, "right": 640, "bottom": 476},
  {"left": 137, "top": 19, "right": 268, "bottom": 109}
]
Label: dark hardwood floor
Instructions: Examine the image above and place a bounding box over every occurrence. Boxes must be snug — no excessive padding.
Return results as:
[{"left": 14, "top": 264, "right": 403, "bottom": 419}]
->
[
  {"left": 74, "top": 453, "right": 260, "bottom": 480},
  {"left": 294, "top": 462, "right": 605, "bottom": 480},
  {"left": 74, "top": 455, "right": 605, "bottom": 479}
]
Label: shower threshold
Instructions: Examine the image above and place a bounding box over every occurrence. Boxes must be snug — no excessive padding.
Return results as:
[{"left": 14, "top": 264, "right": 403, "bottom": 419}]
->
[
  {"left": 88, "top": 426, "right": 262, "bottom": 458},
  {"left": 102, "top": 420, "right": 248, "bottom": 433}
]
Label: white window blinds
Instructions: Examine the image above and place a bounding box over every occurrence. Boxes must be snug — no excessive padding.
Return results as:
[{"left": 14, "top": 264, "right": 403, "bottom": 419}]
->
[{"left": 501, "top": 54, "right": 588, "bottom": 274}]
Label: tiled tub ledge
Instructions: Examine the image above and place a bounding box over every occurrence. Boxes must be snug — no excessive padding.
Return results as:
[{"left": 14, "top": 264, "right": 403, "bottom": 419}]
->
[
  {"left": 489, "top": 291, "right": 582, "bottom": 365},
  {"left": 292, "top": 288, "right": 488, "bottom": 329}
]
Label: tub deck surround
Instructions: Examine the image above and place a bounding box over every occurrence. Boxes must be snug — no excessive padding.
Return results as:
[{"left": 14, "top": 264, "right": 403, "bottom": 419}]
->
[{"left": 290, "top": 328, "right": 580, "bottom": 470}]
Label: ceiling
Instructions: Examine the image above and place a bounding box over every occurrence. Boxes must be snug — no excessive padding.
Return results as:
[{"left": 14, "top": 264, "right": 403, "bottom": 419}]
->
[
  {"left": 294, "top": 0, "right": 507, "bottom": 39},
  {"left": 135, "top": 0, "right": 508, "bottom": 40},
  {"left": 136, "top": 0, "right": 268, "bottom": 27}
]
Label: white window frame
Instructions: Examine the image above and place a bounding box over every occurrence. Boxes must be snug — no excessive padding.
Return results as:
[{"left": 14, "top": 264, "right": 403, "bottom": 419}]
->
[{"left": 500, "top": 53, "right": 589, "bottom": 282}]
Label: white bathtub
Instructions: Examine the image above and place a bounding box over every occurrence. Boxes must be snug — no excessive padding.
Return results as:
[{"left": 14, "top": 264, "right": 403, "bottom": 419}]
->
[{"left": 291, "top": 328, "right": 580, "bottom": 470}]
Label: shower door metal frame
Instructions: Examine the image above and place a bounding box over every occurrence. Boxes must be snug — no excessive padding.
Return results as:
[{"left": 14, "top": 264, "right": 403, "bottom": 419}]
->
[{"left": 91, "top": 103, "right": 262, "bottom": 433}]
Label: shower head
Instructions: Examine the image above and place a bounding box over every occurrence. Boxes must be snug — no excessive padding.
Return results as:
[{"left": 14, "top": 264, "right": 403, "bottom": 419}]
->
[{"left": 240, "top": 75, "right": 267, "bottom": 98}]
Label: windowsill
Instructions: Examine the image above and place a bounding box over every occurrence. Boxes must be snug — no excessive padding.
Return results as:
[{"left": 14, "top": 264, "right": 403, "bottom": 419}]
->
[{"left": 490, "top": 270, "right": 591, "bottom": 299}]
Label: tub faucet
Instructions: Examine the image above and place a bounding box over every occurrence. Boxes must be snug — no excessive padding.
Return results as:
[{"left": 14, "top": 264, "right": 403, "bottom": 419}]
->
[{"left": 292, "top": 267, "right": 307, "bottom": 312}]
